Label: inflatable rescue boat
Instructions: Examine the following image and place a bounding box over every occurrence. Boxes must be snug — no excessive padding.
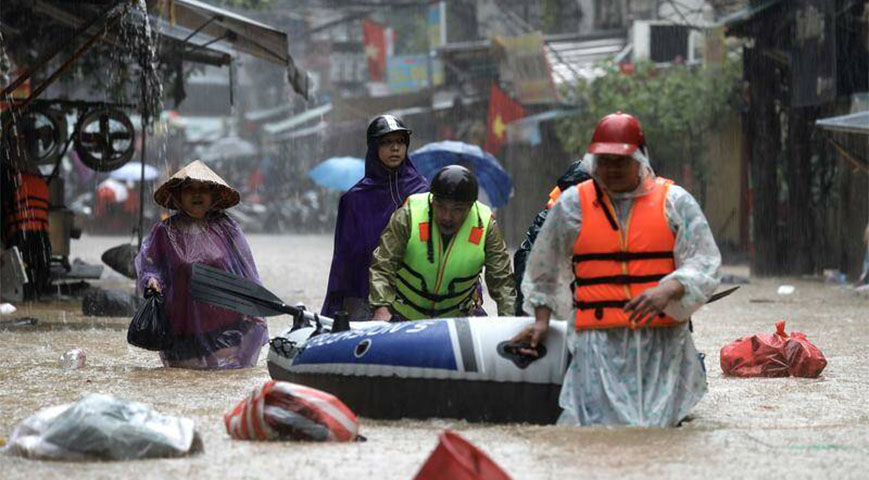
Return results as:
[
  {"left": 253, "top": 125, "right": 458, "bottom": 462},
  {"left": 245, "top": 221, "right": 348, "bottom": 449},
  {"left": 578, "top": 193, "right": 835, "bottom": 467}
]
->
[{"left": 267, "top": 317, "right": 568, "bottom": 424}]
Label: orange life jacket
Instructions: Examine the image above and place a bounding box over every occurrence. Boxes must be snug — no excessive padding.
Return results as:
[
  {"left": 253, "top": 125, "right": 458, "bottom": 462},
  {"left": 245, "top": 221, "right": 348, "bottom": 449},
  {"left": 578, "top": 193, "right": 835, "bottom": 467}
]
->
[
  {"left": 4, "top": 172, "right": 50, "bottom": 241},
  {"left": 572, "top": 177, "right": 677, "bottom": 330}
]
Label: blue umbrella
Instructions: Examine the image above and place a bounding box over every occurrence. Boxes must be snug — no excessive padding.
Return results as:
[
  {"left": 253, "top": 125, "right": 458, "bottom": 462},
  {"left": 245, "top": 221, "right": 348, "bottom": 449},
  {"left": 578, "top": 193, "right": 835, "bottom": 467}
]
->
[
  {"left": 409, "top": 141, "right": 513, "bottom": 208},
  {"left": 308, "top": 157, "right": 365, "bottom": 192}
]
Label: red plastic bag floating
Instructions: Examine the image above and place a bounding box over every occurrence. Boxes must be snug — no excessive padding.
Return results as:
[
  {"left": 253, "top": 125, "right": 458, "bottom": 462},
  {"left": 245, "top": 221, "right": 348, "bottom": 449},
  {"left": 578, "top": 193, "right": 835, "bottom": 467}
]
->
[
  {"left": 784, "top": 331, "right": 827, "bottom": 378},
  {"left": 225, "top": 381, "right": 358, "bottom": 442},
  {"left": 720, "top": 321, "right": 789, "bottom": 377},
  {"left": 414, "top": 430, "right": 512, "bottom": 480},
  {"left": 720, "top": 321, "right": 826, "bottom": 378}
]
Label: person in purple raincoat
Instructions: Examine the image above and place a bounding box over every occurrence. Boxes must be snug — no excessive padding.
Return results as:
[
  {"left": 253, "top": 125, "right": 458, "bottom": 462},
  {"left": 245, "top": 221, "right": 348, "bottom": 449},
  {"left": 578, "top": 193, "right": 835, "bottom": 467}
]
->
[
  {"left": 136, "top": 160, "right": 268, "bottom": 369},
  {"left": 321, "top": 115, "right": 429, "bottom": 320}
]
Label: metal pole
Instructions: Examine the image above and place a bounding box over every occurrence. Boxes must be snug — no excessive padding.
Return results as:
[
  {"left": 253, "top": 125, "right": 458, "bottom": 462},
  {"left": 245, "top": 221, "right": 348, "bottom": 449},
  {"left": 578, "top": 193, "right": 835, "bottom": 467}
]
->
[
  {"left": 137, "top": 122, "right": 146, "bottom": 250},
  {"left": 137, "top": 54, "right": 148, "bottom": 251}
]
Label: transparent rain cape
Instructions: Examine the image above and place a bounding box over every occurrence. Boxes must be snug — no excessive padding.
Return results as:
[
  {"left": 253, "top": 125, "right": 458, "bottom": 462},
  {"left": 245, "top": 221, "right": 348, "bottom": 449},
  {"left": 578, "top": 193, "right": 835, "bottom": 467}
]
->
[
  {"left": 135, "top": 212, "right": 267, "bottom": 369},
  {"left": 521, "top": 151, "right": 722, "bottom": 426}
]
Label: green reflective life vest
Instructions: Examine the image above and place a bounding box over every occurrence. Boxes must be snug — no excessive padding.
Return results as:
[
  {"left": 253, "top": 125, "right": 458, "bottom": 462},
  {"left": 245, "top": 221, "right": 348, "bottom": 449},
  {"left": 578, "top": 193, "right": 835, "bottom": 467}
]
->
[{"left": 393, "top": 193, "right": 492, "bottom": 320}]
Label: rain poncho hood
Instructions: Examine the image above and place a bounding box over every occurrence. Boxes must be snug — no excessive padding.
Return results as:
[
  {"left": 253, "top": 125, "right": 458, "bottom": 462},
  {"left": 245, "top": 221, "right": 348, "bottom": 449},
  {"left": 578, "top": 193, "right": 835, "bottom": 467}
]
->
[
  {"left": 154, "top": 160, "right": 240, "bottom": 210},
  {"left": 321, "top": 140, "right": 429, "bottom": 318},
  {"left": 580, "top": 147, "right": 656, "bottom": 200},
  {"left": 135, "top": 212, "right": 267, "bottom": 369}
]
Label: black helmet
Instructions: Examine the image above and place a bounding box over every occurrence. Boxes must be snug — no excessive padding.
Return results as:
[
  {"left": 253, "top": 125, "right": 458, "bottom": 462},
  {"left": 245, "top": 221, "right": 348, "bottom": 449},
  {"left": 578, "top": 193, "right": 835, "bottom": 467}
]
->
[
  {"left": 430, "top": 165, "right": 478, "bottom": 203},
  {"left": 367, "top": 114, "right": 412, "bottom": 143}
]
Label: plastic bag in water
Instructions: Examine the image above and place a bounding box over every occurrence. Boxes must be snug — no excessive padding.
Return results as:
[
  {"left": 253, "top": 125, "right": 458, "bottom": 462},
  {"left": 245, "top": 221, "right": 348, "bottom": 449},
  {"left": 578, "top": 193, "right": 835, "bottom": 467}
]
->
[
  {"left": 225, "top": 381, "right": 358, "bottom": 442},
  {"left": 720, "top": 321, "right": 827, "bottom": 378},
  {"left": 5, "top": 393, "right": 202, "bottom": 460},
  {"left": 414, "top": 430, "right": 512, "bottom": 480},
  {"left": 127, "top": 291, "right": 172, "bottom": 351},
  {"left": 783, "top": 330, "right": 827, "bottom": 378},
  {"left": 58, "top": 348, "right": 86, "bottom": 370}
]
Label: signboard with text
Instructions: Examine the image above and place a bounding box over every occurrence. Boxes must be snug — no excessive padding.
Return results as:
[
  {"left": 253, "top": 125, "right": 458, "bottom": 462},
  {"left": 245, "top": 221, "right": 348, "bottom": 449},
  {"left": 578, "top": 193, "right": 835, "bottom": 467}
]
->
[
  {"left": 496, "top": 32, "right": 559, "bottom": 105},
  {"left": 387, "top": 55, "right": 444, "bottom": 93}
]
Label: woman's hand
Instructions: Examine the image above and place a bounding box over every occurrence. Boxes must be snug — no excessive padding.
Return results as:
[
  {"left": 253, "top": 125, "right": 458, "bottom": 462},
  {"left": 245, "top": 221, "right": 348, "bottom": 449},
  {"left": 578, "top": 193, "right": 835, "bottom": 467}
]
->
[
  {"left": 372, "top": 306, "right": 392, "bottom": 321},
  {"left": 146, "top": 277, "right": 162, "bottom": 293},
  {"left": 624, "top": 279, "right": 685, "bottom": 327}
]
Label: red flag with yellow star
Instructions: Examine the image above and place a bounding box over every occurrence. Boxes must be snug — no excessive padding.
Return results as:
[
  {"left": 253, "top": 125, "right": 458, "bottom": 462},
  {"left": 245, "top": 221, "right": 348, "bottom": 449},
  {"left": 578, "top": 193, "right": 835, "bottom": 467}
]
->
[
  {"left": 363, "top": 20, "right": 389, "bottom": 82},
  {"left": 484, "top": 84, "right": 525, "bottom": 156}
]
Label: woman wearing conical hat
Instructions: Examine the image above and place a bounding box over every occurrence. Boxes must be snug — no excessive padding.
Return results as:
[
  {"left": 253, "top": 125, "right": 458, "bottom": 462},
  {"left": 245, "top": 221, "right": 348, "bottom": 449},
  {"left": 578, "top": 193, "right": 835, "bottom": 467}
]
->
[{"left": 135, "top": 160, "right": 267, "bottom": 369}]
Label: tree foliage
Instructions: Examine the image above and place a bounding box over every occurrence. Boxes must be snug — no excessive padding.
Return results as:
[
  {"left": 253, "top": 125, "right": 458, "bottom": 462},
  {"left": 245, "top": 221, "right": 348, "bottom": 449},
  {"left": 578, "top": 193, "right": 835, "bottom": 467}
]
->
[
  {"left": 389, "top": 5, "right": 429, "bottom": 55},
  {"left": 555, "top": 59, "right": 742, "bottom": 204}
]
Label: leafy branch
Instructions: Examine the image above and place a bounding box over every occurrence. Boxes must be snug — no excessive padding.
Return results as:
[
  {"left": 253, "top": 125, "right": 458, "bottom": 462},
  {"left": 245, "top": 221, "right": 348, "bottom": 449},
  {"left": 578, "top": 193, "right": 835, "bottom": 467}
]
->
[{"left": 556, "top": 58, "right": 742, "bottom": 205}]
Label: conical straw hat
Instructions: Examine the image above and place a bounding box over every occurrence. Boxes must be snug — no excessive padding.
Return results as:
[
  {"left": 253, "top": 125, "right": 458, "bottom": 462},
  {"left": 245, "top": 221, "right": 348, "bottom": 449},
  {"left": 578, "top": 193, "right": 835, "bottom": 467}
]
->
[{"left": 154, "top": 160, "right": 240, "bottom": 209}]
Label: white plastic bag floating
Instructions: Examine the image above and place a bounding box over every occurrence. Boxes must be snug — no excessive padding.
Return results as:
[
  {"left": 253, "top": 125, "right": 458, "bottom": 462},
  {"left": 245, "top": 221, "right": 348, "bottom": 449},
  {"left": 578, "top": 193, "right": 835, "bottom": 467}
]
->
[
  {"left": 58, "top": 348, "right": 86, "bottom": 370},
  {"left": 5, "top": 393, "right": 202, "bottom": 460}
]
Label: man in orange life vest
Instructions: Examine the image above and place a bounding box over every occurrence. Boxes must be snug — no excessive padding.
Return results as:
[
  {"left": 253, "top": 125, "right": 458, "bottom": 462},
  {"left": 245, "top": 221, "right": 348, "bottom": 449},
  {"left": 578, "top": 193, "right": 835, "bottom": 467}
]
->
[
  {"left": 1, "top": 166, "right": 53, "bottom": 298},
  {"left": 511, "top": 112, "right": 722, "bottom": 426}
]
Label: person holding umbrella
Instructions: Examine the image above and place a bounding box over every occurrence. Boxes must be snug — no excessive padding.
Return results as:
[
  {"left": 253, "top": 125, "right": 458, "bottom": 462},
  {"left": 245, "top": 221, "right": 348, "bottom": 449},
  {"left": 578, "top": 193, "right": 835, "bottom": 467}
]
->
[
  {"left": 369, "top": 165, "right": 516, "bottom": 321},
  {"left": 321, "top": 115, "right": 428, "bottom": 321},
  {"left": 511, "top": 112, "right": 721, "bottom": 426}
]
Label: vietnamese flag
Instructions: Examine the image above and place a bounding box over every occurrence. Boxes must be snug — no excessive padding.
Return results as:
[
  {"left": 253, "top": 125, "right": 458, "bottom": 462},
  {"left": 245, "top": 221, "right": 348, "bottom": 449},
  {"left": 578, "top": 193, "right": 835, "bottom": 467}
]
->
[
  {"left": 484, "top": 84, "right": 525, "bottom": 156},
  {"left": 362, "top": 20, "right": 390, "bottom": 82}
]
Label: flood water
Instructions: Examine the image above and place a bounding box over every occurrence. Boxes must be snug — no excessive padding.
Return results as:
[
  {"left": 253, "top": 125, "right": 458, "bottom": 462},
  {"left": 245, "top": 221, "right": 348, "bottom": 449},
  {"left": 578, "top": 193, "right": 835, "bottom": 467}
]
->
[{"left": 0, "top": 234, "right": 866, "bottom": 479}]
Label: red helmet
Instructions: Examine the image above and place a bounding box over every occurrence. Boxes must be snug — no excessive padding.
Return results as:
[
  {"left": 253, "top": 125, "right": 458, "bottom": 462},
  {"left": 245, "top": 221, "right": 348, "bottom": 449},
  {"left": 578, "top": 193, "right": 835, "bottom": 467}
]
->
[{"left": 586, "top": 111, "right": 645, "bottom": 156}]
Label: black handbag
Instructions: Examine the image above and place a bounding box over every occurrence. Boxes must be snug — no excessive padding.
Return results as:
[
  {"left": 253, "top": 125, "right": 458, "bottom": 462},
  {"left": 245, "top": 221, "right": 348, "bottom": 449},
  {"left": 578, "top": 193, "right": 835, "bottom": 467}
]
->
[{"left": 127, "top": 290, "right": 172, "bottom": 351}]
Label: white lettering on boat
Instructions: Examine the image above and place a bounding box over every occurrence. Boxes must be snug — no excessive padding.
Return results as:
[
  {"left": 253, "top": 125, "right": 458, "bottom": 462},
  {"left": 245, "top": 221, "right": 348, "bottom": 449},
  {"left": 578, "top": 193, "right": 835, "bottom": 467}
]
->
[{"left": 305, "top": 321, "right": 433, "bottom": 348}]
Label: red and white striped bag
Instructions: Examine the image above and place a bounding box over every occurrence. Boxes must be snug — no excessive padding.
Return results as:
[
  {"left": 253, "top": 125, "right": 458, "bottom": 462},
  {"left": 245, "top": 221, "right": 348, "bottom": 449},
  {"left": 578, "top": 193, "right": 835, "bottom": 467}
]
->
[{"left": 224, "top": 381, "right": 358, "bottom": 442}]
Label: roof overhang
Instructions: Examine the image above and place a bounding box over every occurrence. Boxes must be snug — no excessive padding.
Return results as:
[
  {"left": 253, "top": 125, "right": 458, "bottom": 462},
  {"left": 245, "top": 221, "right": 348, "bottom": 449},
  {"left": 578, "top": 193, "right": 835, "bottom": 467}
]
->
[
  {"left": 545, "top": 34, "right": 627, "bottom": 84},
  {"left": 263, "top": 103, "right": 332, "bottom": 136},
  {"left": 32, "top": 0, "right": 231, "bottom": 67},
  {"left": 719, "top": 0, "right": 784, "bottom": 37},
  {"left": 146, "top": 0, "right": 285, "bottom": 64},
  {"left": 146, "top": 0, "right": 309, "bottom": 99},
  {"left": 438, "top": 30, "right": 628, "bottom": 86},
  {"left": 815, "top": 111, "right": 869, "bottom": 135},
  {"left": 24, "top": 0, "right": 309, "bottom": 98}
]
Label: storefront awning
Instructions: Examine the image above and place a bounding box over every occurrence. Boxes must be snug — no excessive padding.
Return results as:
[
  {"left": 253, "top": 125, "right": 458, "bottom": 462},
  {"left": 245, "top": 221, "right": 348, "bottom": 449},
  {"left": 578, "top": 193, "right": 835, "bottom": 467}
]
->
[
  {"left": 263, "top": 103, "right": 332, "bottom": 136},
  {"left": 146, "top": 0, "right": 309, "bottom": 99},
  {"left": 816, "top": 110, "right": 869, "bottom": 173},
  {"left": 545, "top": 34, "right": 627, "bottom": 84},
  {"left": 32, "top": 0, "right": 232, "bottom": 67},
  {"left": 815, "top": 111, "right": 869, "bottom": 135},
  {"left": 718, "top": 0, "right": 784, "bottom": 34},
  {"left": 147, "top": 0, "right": 284, "bottom": 64}
]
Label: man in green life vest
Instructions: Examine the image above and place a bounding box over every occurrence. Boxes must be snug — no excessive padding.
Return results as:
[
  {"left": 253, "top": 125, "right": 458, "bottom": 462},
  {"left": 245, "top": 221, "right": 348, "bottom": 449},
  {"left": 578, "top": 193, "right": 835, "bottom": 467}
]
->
[{"left": 369, "top": 165, "right": 516, "bottom": 321}]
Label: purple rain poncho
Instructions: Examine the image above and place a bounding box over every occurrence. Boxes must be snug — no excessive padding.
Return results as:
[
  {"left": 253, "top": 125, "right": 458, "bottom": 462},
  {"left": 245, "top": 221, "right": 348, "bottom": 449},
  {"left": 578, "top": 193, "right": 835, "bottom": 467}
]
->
[
  {"left": 320, "top": 141, "right": 429, "bottom": 319},
  {"left": 135, "top": 212, "right": 268, "bottom": 369}
]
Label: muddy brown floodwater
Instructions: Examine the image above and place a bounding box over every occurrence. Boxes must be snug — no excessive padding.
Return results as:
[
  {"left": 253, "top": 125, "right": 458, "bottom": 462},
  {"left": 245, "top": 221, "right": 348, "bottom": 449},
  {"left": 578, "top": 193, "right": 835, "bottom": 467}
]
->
[{"left": 1, "top": 234, "right": 867, "bottom": 479}]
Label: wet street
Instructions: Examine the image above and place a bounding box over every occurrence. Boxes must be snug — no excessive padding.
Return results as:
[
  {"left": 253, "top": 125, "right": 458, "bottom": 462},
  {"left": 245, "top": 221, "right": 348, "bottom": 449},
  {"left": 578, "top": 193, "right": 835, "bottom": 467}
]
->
[{"left": 1, "top": 234, "right": 867, "bottom": 479}]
